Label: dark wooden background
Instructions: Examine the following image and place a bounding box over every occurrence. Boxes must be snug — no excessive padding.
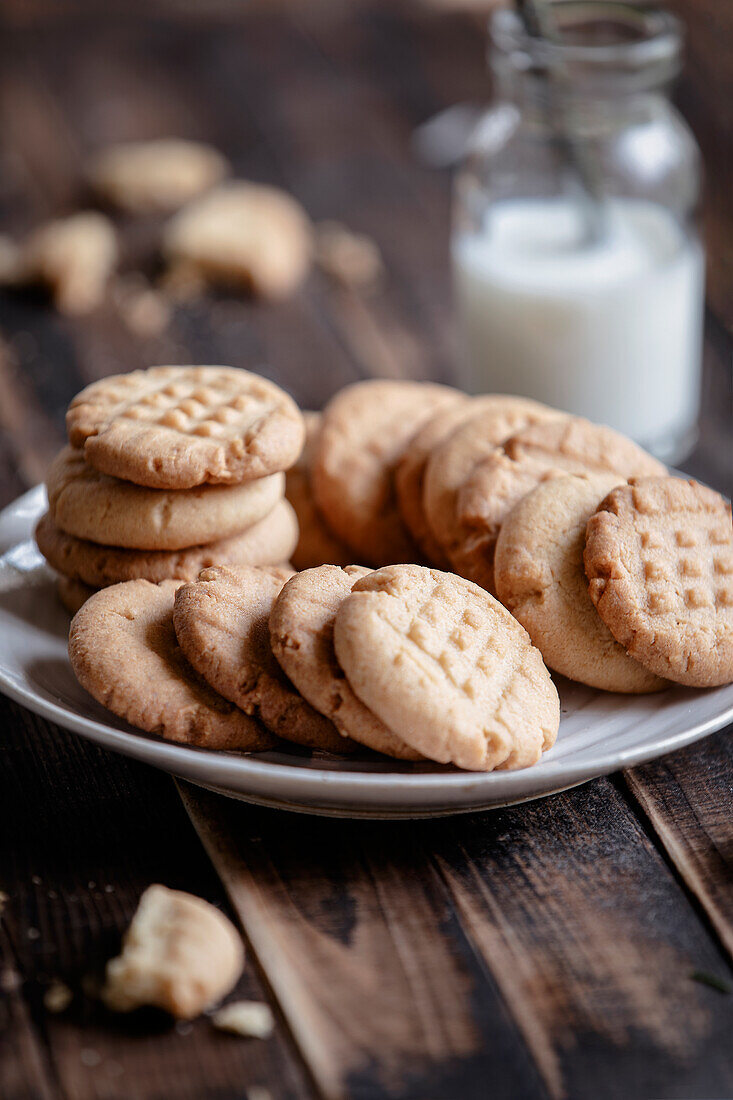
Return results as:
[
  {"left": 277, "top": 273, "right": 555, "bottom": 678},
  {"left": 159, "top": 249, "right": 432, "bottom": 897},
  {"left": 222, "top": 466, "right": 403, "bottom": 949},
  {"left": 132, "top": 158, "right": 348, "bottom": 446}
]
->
[{"left": 0, "top": 3, "right": 731, "bottom": 1098}]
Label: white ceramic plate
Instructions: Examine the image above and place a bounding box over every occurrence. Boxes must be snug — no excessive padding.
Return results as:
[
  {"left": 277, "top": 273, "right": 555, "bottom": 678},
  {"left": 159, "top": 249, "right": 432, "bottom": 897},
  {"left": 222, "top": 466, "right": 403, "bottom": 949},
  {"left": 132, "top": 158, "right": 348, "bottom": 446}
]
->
[{"left": 1, "top": 485, "right": 732, "bottom": 818}]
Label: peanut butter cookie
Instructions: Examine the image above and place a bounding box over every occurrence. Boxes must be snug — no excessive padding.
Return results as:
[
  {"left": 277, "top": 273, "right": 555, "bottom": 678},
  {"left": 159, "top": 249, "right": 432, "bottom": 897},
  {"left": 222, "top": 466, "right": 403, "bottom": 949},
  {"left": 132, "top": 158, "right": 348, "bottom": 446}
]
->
[
  {"left": 67, "top": 365, "right": 304, "bottom": 489},
  {"left": 334, "top": 564, "right": 559, "bottom": 771},
  {"left": 36, "top": 500, "right": 297, "bottom": 587},
  {"left": 312, "top": 379, "right": 461, "bottom": 565},
  {"left": 47, "top": 447, "right": 284, "bottom": 550},
  {"left": 69, "top": 579, "right": 274, "bottom": 750},
  {"left": 584, "top": 477, "right": 733, "bottom": 687}
]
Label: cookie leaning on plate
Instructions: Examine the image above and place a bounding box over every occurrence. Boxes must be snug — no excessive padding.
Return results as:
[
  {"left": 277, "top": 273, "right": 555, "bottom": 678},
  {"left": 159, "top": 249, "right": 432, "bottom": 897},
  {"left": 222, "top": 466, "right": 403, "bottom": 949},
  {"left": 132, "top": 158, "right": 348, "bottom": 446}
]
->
[
  {"left": 47, "top": 447, "right": 284, "bottom": 550},
  {"left": 584, "top": 477, "right": 733, "bottom": 687},
  {"left": 494, "top": 475, "right": 666, "bottom": 693},
  {"left": 270, "top": 565, "right": 422, "bottom": 760},
  {"left": 173, "top": 566, "right": 355, "bottom": 754},
  {"left": 311, "top": 379, "right": 461, "bottom": 566},
  {"left": 66, "top": 365, "right": 305, "bottom": 489},
  {"left": 69, "top": 579, "right": 275, "bottom": 751},
  {"left": 333, "top": 564, "right": 559, "bottom": 771},
  {"left": 36, "top": 500, "right": 297, "bottom": 587}
]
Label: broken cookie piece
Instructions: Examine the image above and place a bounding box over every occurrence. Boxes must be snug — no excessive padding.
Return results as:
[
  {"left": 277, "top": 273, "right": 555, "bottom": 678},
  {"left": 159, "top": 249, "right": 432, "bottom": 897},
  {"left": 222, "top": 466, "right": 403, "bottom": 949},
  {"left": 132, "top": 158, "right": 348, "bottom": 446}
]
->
[
  {"left": 87, "top": 138, "right": 229, "bottom": 213},
  {"left": 162, "top": 182, "right": 312, "bottom": 300},
  {"left": 102, "top": 884, "right": 244, "bottom": 1019},
  {"left": 7, "top": 212, "right": 118, "bottom": 315}
]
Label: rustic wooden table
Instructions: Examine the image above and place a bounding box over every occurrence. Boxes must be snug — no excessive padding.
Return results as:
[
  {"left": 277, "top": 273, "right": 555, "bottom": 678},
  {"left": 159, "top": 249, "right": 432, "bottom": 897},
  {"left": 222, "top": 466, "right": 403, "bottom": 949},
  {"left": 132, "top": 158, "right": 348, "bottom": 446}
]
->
[{"left": 1, "top": 3, "right": 732, "bottom": 1098}]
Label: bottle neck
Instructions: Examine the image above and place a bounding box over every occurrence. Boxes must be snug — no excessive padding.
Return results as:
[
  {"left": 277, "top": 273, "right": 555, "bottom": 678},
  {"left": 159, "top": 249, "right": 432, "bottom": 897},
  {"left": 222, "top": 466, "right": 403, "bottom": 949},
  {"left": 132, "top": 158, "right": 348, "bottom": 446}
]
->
[
  {"left": 492, "top": 60, "right": 666, "bottom": 134},
  {"left": 489, "top": 2, "right": 681, "bottom": 129}
]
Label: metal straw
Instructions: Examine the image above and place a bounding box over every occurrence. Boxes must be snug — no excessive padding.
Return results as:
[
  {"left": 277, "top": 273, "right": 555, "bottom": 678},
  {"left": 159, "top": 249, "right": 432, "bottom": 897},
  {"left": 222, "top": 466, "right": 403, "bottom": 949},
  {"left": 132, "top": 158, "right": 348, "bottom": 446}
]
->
[{"left": 515, "top": 0, "right": 606, "bottom": 243}]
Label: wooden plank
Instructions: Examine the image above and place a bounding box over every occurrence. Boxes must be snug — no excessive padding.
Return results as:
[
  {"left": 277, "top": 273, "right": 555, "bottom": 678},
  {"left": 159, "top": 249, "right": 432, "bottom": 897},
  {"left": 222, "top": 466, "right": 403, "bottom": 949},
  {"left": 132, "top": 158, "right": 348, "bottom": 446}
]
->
[
  {"left": 0, "top": 697, "right": 315, "bottom": 1100},
  {"left": 0, "top": 335, "right": 65, "bottom": 488},
  {"left": 624, "top": 730, "right": 733, "bottom": 962},
  {"left": 180, "top": 782, "right": 549, "bottom": 1100},
  {"left": 431, "top": 778, "right": 733, "bottom": 1100}
]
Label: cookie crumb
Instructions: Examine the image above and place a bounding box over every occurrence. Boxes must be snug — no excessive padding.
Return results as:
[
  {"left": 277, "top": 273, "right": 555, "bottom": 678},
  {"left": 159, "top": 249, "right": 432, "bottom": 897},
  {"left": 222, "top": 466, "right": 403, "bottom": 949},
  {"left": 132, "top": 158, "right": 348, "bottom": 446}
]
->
[
  {"left": 44, "top": 980, "right": 73, "bottom": 1013},
  {"left": 111, "top": 275, "right": 171, "bottom": 337},
  {"left": 315, "top": 221, "right": 383, "bottom": 289},
  {"left": 211, "top": 1000, "right": 275, "bottom": 1039}
]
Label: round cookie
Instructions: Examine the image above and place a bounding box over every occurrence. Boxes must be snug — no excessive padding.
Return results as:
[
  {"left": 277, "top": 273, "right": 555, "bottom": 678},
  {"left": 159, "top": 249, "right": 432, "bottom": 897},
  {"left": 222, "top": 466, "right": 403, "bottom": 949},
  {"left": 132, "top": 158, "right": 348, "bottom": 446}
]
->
[
  {"left": 173, "top": 566, "right": 354, "bottom": 754},
  {"left": 449, "top": 415, "right": 666, "bottom": 592},
  {"left": 66, "top": 365, "right": 305, "bottom": 489},
  {"left": 163, "top": 183, "right": 312, "bottom": 301},
  {"left": 270, "top": 565, "right": 421, "bottom": 760},
  {"left": 57, "top": 575, "right": 97, "bottom": 615},
  {"left": 334, "top": 564, "right": 559, "bottom": 771},
  {"left": 584, "top": 477, "right": 733, "bottom": 687},
  {"left": 47, "top": 446, "right": 284, "bottom": 550},
  {"left": 36, "top": 500, "right": 298, "bottom": 588},
  {"left": 494, "top": 475, "right": 666, "bottom": 693},
  {"left": 312, "top": 379, "right": 461, "bottom": 566},
  {"left": 422, "top": 397, "right": 564, "bottom": 588},
  {"left": 285, "top": 412, "right": 352, "bottom": 571},
  {"left": 69, "top": 579, "right": 275, "bottom": 751}
]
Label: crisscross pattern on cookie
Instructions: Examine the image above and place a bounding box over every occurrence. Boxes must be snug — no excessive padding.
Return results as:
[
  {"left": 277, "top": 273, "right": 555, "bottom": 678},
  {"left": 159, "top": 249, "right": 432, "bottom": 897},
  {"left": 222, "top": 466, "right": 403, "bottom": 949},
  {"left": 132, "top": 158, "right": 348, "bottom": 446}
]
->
[
  {"left": 67, "top": 366, "right": 304, "bottom": 489},
  {"left": 334, "top": 565, "right": 559, "bottom": 771},
  {"left": 93, "top": 372, "right": 273, "bottom": 436},
  {"left": 585, "top": 478, "right": 733, "bottom": 686}
]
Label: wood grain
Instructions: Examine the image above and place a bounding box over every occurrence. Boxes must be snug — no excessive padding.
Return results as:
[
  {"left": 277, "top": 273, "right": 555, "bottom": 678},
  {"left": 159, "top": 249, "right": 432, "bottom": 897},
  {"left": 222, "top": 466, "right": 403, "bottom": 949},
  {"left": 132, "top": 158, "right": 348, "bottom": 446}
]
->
[
  {"left": 181, "top": 779, "right": 733, "bottom": 1100},
  {"left": 180, "top": 782, "right": 548, "bottom": 1100},
  {"left": 625, "top": 731, "right": 733, "bottom": 961},
  {"left": 434, "top": 779, "right": 733, "bottom": 1100},
  {"left": 0, "top": 696, "right": 314, "bottom": 1100}
]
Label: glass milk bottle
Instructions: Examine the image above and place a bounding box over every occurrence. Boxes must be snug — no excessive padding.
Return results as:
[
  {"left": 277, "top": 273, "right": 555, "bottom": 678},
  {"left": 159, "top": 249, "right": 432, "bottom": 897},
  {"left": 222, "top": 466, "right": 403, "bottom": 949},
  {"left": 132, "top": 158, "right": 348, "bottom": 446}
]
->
[{"left": 453, "top": 2, "right": 704, "bottom": 462}]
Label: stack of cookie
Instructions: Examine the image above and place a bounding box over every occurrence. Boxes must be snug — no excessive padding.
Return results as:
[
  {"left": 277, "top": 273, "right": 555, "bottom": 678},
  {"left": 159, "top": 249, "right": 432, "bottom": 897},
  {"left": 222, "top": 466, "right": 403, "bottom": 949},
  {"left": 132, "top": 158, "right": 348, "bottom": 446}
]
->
[
  {"left": 36, "top": 365, "right": 305, "bottom": 611},
  {"left": 68, "top": 561, "right": 561, "bottom": 770}
]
